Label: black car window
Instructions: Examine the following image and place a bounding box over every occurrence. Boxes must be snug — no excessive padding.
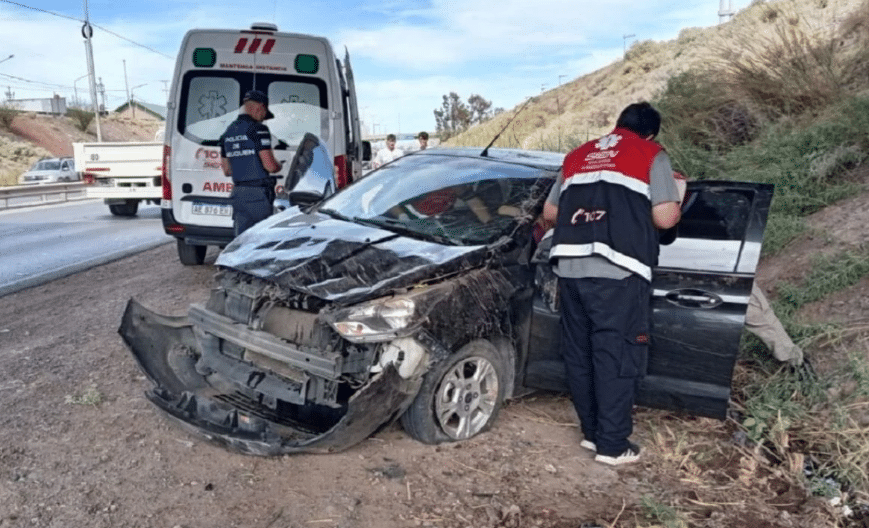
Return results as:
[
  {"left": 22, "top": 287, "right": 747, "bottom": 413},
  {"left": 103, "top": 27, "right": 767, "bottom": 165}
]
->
[{"left": 679, "top": 188, "right": 753, "bottom": 241}]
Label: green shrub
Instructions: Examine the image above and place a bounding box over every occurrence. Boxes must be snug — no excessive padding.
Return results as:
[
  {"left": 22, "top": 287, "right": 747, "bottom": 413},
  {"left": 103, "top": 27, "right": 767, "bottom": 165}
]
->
[
  {"left": 0, "top": 105, "right": 19, "bottom": 130},
  {"left": 67, "top": 108, "right": 95, "bottom": 132}
]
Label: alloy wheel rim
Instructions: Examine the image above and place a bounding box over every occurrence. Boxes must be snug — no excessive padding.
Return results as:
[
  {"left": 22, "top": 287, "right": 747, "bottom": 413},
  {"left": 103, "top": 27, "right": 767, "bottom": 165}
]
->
[{"left": 434, "top": 356, "right": 499, "bottom": 440}]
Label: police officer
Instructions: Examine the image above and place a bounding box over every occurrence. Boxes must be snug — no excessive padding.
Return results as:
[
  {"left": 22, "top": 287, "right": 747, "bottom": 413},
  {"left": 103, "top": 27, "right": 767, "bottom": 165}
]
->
[{"left": 219, "top": 90, "right": 283, "bottom": 236}]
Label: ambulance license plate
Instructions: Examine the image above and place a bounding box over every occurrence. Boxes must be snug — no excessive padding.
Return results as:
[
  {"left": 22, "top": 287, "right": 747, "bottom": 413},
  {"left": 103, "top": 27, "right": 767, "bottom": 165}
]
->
[{"left": 192, "top": 202, "right": 232, "bottom": 216}]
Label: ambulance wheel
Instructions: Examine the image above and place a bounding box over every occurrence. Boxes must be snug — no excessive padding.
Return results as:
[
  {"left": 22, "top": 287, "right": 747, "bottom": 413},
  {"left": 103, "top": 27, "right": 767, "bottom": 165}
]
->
[{"left": 177, "top": 239, "right": 206, "bottom": 266}]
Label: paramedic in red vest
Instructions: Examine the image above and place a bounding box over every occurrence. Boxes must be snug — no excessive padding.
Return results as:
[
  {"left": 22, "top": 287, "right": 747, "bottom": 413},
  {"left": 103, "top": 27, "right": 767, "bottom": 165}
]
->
[
  {"left": 542, "top": 102, "right": 682, "bottom": 466},
  {"left": 219, "top": 90, "right": 282, "bottom": 237}
]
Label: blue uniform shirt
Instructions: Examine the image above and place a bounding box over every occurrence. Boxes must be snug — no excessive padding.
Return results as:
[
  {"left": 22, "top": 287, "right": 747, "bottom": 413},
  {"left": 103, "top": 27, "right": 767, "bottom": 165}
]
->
[{"left": 219, "top": 114, "right": 272, "bottom": 184}]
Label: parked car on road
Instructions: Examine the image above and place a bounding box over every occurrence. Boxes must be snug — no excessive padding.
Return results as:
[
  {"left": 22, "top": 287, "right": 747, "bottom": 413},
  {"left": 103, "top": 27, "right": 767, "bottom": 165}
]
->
[
  {"left": 18, "top": 157, "right": 79, "bottom": 185},
  {"left": 120, "top": 146, "right": 772, "bottom": 455}
]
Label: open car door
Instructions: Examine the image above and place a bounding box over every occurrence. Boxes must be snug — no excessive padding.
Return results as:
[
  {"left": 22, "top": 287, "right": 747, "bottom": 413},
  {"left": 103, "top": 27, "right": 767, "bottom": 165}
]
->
[
  {"left": 523, "top": 180, "right": 774, "bottom": 419},
  {"left": 342, "top": 49, "right": 364, "bottom": 183}
]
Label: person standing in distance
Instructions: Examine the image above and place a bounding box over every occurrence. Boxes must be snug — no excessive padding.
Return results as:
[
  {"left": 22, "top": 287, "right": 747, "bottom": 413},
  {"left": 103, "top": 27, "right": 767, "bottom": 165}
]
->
[
  {"left": 417, "top": 131, "right": 429, "bottom": 150},
  {"left": 219, "top": 90, "right": 283, "bottom": 237},
  {"left": 372, "top": 133, "right": 404, "bottom": 169},
  {"left": 543, "top": 102, "right": 682, "bottom": 466}
]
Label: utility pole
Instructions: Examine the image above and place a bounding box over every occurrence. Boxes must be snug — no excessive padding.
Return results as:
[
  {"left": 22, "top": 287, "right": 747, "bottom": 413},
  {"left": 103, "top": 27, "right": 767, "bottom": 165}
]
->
[
  {"left": 82, "top": 0, "right": 102, "bottom": 141},
  {"left": 623, "top": 34, "right": 636, "bottom": 57},
  {"left": 123, "top": 59, "right": 130, "bottom": 110}
]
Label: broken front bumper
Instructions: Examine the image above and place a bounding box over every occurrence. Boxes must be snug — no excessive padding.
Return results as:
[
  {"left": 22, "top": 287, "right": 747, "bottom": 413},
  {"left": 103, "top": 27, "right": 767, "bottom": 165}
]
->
[{"left": 118, "top": 298, "right": 422, "bottom": 456}]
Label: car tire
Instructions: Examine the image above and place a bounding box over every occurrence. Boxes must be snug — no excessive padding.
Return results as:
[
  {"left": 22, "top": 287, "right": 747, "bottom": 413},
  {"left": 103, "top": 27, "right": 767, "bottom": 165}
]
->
[
  {"left": 108, "top": 200, "right": 139, "bottom": 216},
  {"left": 400, "top": 340, "right": 508, "bottom": 445},
  {"left": 177, "top": 239, "right": 207, "bottom": 266}
]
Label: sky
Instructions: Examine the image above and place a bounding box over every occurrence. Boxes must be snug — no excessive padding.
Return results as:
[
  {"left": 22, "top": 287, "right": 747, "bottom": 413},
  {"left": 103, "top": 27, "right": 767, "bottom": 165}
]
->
[{"left": 0, "top": 0, "right": 753, "bottom": 137}]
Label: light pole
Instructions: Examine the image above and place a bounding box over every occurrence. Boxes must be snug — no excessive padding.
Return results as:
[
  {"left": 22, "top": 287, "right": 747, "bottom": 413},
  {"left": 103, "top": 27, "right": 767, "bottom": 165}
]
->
[
  {"left": 130, "top": 83, "right": 146, "bottom": 118},
  {"left": 73, "top": 74, "right": 88, "bottom": 107},
  {"left": 557, "top": 75, "right": 568, "bottom": 151},
  {"left": 623, "top": 34, "right": 636, "bottom": 57}
]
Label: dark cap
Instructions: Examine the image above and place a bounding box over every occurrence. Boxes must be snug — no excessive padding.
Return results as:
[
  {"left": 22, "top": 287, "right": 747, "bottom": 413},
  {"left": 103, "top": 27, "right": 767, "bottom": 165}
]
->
[{"left": 243, "top": 90, "right": 274, "bottom": 120}]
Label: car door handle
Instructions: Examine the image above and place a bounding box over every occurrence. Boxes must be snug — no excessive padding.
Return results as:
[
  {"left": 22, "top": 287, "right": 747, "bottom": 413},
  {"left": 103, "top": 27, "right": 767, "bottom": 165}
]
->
[{"left": 664, "top": 289, "right": 723, "bottom": 309}]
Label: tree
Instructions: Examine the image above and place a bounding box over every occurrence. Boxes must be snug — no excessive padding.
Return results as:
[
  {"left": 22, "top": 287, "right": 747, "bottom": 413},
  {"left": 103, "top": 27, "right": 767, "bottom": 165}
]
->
[
  {"left": 434, "top": 92, "right": 494, "bottom": 140},
  {"left": 468, "top": 94, "right": 492, "bottom": 124}
]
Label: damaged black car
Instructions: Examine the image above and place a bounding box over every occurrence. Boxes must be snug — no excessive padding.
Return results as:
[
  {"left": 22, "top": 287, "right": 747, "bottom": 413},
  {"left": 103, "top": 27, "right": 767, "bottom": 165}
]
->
[{"left": 120, "top": 144, "right": 772, "bottom": 455}]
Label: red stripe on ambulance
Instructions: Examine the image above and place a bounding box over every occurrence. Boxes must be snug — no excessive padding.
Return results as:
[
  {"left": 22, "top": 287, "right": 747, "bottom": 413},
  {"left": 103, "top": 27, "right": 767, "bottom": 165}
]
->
[{"left": 233, "top": 38, "right": 276, "bottom": 54}]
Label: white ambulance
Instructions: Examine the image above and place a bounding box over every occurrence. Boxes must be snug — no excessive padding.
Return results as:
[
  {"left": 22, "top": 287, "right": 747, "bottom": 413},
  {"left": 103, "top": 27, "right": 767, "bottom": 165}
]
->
[{"left": 161, "top": 23, "right": 368, "bottom": 265}]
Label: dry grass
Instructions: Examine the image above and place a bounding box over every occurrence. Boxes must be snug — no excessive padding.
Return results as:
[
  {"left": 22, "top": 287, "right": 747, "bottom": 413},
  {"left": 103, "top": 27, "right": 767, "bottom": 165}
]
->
[
  {"left": 445, "top": 0, "right": 866, "bottom": 152},
  {"left": 0, "top": 134, "right": 53, "bottom": 186}
]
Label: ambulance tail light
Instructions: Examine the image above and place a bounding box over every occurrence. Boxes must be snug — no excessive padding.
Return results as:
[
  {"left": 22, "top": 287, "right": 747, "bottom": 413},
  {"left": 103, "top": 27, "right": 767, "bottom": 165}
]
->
[
  {"left": 334, "top": 154, "right": 348, "bottom": 189},
  {"left": 161, "top": 145, "right": 172, "bottom": 200}
]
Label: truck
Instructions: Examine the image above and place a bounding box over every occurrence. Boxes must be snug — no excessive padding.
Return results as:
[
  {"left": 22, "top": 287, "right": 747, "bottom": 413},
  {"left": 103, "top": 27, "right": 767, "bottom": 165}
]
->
[{"left": 73, "top": 133, "right": 163, "bottom": 216}]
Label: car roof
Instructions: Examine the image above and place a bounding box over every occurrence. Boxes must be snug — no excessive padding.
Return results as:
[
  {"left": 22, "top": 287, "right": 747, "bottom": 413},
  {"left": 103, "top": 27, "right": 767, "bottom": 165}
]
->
[{"left": 411, "top": 147, "right": 565, "bottom": 172}]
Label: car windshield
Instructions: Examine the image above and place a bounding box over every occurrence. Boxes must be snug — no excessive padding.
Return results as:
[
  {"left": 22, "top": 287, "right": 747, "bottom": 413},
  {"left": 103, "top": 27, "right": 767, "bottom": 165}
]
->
[
  {"left": 35, "top": 160, "right": 60, "bottom": 171},
  {"left": 318, "top": 153, "right": 553, "bottom": 246}
]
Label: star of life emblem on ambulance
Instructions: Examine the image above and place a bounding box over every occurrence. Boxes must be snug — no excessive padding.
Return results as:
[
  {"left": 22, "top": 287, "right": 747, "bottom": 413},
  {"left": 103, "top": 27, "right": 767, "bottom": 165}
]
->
[{"left": 595, "top": 134, "right": 622, "bottom": 150}]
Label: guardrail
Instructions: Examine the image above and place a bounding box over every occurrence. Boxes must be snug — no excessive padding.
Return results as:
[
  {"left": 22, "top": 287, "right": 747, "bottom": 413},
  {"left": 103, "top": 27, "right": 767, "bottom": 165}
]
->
[{"left": 0, "top": 182, "right": 89, "bottom": 210}]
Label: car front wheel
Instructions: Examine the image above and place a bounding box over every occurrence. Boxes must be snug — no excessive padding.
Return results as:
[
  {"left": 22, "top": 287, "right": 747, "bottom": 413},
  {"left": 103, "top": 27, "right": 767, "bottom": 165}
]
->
[{"left": 400, "top": 340, "right": 508, "bottom": 444}]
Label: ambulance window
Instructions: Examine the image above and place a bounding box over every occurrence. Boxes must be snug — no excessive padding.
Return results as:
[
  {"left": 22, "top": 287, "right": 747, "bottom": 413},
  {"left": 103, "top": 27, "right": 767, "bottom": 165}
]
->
[
  {"left": 183, "top": 76, "right": 240, "bottom": 141},
  {"left": 267, "top": 81, "right": 331, "bottom": 144}
]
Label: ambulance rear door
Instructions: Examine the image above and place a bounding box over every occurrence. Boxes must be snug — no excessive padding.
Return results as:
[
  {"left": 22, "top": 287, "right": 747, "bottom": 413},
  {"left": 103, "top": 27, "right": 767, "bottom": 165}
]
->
[{"left": 168, "top": 27, "right": 336, "bottom": 232}]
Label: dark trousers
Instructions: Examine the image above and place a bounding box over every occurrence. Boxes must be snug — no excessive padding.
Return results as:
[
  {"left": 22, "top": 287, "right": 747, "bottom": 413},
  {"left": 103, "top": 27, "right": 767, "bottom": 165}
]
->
[
  {"left": 231, "top": 185, "right": 275, "bottom": 237},
  {"left": 558, "top": 275, "right": 650, "bottom": 456}
]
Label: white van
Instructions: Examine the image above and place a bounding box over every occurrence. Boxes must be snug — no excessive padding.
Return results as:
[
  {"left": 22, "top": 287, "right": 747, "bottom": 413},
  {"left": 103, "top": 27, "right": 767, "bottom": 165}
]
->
[{"left": 161, "top": 23, "right": 368, "bottom": 265}]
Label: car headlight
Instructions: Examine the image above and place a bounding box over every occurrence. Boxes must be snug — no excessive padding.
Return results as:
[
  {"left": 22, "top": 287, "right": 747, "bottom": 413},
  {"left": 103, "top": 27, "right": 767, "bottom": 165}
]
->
[{"left": 329, "top": 298, "right": 417, "bottom": 343}]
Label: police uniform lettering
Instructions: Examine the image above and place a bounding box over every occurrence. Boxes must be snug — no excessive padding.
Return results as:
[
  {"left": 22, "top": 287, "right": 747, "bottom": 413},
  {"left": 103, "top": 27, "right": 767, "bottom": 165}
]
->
[{"left": 218, "top": 114, "right": 272, "bottom": 184}]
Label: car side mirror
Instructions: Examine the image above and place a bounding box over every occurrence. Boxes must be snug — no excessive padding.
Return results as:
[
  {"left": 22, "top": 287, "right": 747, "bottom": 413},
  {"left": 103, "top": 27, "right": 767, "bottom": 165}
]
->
[
  {"left": 279, "top": 132, "right": 335, "bottom": 208},
  {"left": 362, "top": 141, "right": 372, "bottom": 162},
  {"left": 290, "top": 181, "right": 333, "bottom": 208}
]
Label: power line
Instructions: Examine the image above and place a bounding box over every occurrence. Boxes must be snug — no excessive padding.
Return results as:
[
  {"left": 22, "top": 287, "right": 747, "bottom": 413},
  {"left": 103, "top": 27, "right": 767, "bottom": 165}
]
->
[
  {"left": 0, "top": 72, "right": 72, "bottom": 90},
  {"left": 0, "top": 0, "right": 172, "bottom": 59},
  {"left": 0, "top": 0, "right": 80, "bottom": 21}
]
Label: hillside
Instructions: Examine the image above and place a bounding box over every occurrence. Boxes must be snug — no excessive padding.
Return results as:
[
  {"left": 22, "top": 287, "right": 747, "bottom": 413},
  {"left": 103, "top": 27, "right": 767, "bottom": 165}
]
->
[
  {"left": 447, "top": 0, "right": 864, "bottom": 150},
  {"left": 447, "top": 0, "right": 869, "bottom": 523},
  {"left": 0, "top": 112, "right": 161, "bottom": 186}
]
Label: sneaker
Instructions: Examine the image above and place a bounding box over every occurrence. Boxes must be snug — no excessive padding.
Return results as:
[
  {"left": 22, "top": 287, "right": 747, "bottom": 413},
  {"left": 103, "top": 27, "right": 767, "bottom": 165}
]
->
[
  {"left": 594, "top": 443, "right": 641, "bottom": 466},
  {"left": 580, "top": 439, "right": 597, "bottom": 452}
]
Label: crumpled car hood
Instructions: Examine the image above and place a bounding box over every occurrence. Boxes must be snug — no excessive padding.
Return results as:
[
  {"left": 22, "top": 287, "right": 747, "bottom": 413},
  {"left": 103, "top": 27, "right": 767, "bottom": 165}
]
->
[{"left": 216, "top": 209, "right": 486, "bottom": 304}]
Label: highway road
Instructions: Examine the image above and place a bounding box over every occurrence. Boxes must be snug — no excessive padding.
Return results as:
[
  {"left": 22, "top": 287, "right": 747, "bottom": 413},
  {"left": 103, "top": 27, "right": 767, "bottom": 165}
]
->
[{"left": 0, "top": 199, "right": 171, "bottom": 297}]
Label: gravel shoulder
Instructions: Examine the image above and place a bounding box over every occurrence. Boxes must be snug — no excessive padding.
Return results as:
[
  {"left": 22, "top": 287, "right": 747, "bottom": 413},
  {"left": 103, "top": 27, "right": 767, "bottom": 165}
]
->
[{"left": 0, "top": 241, "right": 842, "bottom": 528}]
